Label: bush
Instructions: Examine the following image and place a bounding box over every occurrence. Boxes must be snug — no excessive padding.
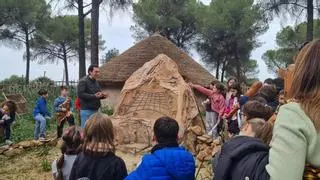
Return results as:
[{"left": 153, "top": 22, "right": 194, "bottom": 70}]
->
[
  {"left": 41, "top": 158, "right": 51, "bottom": 172},
  {"left": 100, "top": 106, "right": 114, "bottom": 116},
  {"left": 31, "top": 77, "right": 54, "bottom": 85},
  {"left": 1, "top": 75, "right": 25, "bottom": 84}
]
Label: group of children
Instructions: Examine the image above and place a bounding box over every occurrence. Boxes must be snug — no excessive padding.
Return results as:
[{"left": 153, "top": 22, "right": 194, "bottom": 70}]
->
[
  {"left": 190, "top": 77, "right": 285, "bottom": 140},
  {"left": 51, "top": 115, "right": 195, "bottom": 180},
  {"left": 0, "top": 86, "right": 79, "bottom": 144},
  {"left": 0, "top": 76, "right": 285, "bottom": 179},
  {"left": 33, "top": 86, "right": 77, "bottom": 141}
]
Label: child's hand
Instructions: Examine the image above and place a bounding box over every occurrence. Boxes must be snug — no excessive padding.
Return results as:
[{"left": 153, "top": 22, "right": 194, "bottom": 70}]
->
[
  {"left": 0, "top": 120, "right": 4, "bottom": 124},
  {"left": 188, "top": 83, "right": 194, "bottom": 88}
]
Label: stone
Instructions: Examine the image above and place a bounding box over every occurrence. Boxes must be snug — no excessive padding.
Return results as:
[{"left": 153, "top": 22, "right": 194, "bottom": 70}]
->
[
  {"left": 17, "top": 141, "right": 34, "bottom": 148},
  {"left": 189, "top": 126, "right": 204, "bottom": 136},
  {"left": 3, "top": 148, "right": 22, "bottom": 157},
  {"left": 197, "top": 136, "right": 208, "bottom": 142},
  {"left": 110, "top": 54, "right": 206, "bottom": 154}
]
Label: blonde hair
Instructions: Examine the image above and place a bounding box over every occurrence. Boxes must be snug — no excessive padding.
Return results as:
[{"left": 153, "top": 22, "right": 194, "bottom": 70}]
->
[
  {"left": 83, "top": 113, "right": 115, "bottom": 156},
  {"left": 290, "top": 40, "right": 320, "bottom": 132}
]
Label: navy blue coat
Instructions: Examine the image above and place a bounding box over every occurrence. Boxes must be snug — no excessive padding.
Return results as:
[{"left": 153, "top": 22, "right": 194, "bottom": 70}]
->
[
  {"left": 213, "top": 136, "right": 270, "bottom": 180},
  {"left": 126, "top": 147, "right": 195, "bottom": 180}
]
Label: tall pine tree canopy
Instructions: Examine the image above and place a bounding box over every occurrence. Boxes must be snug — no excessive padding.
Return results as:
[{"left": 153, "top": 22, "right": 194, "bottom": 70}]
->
[
  {"left": 131, "top": 0, "right": 199, "bottom": 51},
  {"left": 262, "top": 20, "right": 320, "bottom": 73}
]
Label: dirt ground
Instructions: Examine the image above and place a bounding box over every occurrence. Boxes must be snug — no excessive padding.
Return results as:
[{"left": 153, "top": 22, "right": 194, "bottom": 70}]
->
[{"left": 0, "top": 142, "right": 212, "bottom": 180}]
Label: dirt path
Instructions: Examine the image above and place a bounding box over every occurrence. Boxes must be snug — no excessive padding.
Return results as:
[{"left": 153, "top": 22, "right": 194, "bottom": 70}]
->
[{"left": 0, "top": 145, "right": 211, "bottom": 180}]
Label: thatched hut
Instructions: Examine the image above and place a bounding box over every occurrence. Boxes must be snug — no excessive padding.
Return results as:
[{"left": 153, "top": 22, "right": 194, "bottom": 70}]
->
[{"left": 98, "top": 33, "right": 215, "bottom": 108}]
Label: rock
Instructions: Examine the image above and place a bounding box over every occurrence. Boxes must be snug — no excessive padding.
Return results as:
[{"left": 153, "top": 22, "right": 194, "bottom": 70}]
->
[
  {"left": 189, "top": 126, "right": 204, "bottom": 136},
  {"left": 3, "top": 148, "right": 22, "bottom": 157},
  {"left": 17, "top": 140, "right": 34, "bottom": 148},
  {"left": 110, "top": 54, "right": 206, "bottom": 154},
  {"left": 197, "top": 135, "right": 213, "bottom": 144},
  {"left": 0, "top": 146, "right": 8, "bottom": 154},
  {"left": 212, "top": 145, "right": 221, "bottom": 157},
  {"left": 212, "top": 138, "right": 221, "bottom": 145}
]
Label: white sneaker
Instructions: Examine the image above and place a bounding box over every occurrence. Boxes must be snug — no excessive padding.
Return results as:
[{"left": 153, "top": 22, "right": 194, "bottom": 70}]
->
[
  {"left": 5, "top": 140, "right": 13, "bottom": 145},
  {"left": 39, "top": 137, "right": 46, "bottom": 142}
]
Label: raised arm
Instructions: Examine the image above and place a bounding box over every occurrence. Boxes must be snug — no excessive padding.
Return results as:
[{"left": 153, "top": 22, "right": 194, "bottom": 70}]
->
[{"left": 190, "top": 84, "right": 213, "bottom": 97}]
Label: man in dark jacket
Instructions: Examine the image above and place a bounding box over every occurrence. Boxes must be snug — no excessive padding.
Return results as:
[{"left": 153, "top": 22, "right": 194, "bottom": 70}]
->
[
  {"left": 213, "top": 136, "right": 270, "bottom": 180},
  {"left": 78, "top": 65, "right": 107, "bottom": 128}
]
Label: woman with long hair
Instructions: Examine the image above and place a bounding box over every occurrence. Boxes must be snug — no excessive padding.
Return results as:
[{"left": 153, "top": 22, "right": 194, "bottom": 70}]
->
[
  {"left": 52, "top": 126, "right": 82, "bottom": 180},
  {"left": 266, "top": 40, "right": 320, "bottom": 179},
  {"left": 69, "top": 113, "right": 127, "bottom": 180}
]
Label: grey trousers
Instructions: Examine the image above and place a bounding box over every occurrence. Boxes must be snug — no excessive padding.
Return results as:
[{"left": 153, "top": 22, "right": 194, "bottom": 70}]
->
[{"left": 205, "top": 111, "right": 218, "bottom": 138}]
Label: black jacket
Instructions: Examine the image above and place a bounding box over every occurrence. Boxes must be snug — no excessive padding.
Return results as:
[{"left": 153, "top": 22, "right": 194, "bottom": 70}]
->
[
  {"left": 213, "top": 136, "right": 270, "bottom": 180},
  {"left": 69, "top": 152, "right": 128, "bottom": 180},
  {"left": 77, "top": 76, "right": 102, "bottom": 110}
]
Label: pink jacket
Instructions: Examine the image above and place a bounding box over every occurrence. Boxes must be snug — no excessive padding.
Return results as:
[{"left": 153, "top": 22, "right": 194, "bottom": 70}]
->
[{"left": 193, "top": 85, "right": 226, "bottom": 116}]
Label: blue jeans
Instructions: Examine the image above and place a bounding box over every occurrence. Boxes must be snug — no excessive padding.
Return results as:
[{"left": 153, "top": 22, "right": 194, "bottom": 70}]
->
[
  {"left": 34, "top": 114, "right": 46, "bottom": 139},
  {"left": 80, "top": 110, "right": 97, "bottom": 128}
]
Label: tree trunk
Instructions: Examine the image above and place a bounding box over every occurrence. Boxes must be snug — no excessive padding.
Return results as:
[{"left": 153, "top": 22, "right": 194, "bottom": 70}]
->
[
  {"left": 78, "top": 0, "right": 86, "bottom": 79},
  {"left": 215, "top": 57, "right": 220, "bottom": 80},
  {"left": 306, "top": 0, "right": 314, "bottom": 41},
  {"left": 62, "top": 45, "right": 69, "bottom": 86},
  {"left": 25, "top": 31, "right": 30, "bottom": 84},
  {"left": 91, "top": 0, "right": 100, "bottom": 66},
  {"left": 221, "top": 60, "right": 226, "bottom": 83}
]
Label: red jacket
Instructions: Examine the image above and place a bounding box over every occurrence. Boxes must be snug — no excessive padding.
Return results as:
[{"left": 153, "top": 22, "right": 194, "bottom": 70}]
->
[
  {"left": 75, "top": 97, "right": 81, "bottom": 112},
  {"left": 193, "top": 85, "right": 226, "bottom": 116}
]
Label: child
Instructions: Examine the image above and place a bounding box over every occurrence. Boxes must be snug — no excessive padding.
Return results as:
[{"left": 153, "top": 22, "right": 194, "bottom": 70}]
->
[
  {"left": 69, "top": 113, "right": 127, "bottom": 180},
  {"left": 223, "top": 82, "right": 242, "bottom": 137},
  {"left": 54, "top": 86, "right": 75, "bottom": 138},
  {"left": 33, "top": 89, "right": 51, "bottom": 141},
  {"left": 242, "top": 100, "right": 273, "bottom": 122},
  {"left": 0, "top": 101, "right": 17, "bottom": 145},
  {"left": 52, "top": 126, "right": 82, "bottom": 180},
  {"left": 190, "top": 82, "right": 226, "bottom": 138},
  {"left": 126, "top": 117, "right": 195, "bottom": 180},
  {"left": 213, "top": 117, "right": 272, "bottom": 180}
]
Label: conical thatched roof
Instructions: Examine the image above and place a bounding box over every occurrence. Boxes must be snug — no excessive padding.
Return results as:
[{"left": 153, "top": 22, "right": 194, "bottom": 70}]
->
[{"left": 99, "top": 34, "right": 215, "bottom": 85}]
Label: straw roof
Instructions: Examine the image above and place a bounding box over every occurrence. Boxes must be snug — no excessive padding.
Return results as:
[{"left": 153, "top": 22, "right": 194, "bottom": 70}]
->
[{"left": 99, "top": 34, "right": 215, "bottom": 85}]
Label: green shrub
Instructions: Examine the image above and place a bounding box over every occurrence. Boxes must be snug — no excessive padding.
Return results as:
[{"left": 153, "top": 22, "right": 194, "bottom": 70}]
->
[
  {"left": 31, "top": 77, "right": 54, "bottom": 85},
  {"left": 100, "top": 106, "right": 114, "bottom": 116},
  {"left": 41, "top": 158, "right": 51, "bottom": 172},
  {"left": 0, "top": 75, "right": 25, "bottom": 84}
]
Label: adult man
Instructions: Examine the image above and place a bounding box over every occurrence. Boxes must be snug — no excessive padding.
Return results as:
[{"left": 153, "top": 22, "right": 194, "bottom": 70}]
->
[{"left": 78, "top": 65, "right": 107, "bottom": 128}]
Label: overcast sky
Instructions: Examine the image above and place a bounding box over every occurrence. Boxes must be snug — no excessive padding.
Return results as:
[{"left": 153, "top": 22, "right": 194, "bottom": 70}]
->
[{"left": 0, "top": 1, "right": 295, "bottom": 82}]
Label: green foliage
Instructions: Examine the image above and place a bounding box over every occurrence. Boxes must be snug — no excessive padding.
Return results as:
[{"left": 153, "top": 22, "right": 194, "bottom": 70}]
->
[
  {"left": 100, "top": 106, "right": 114, "bottom": 116},
  {"left": 41, "top": 158, "right": 51, "bottom": 172},
  {"left": 131, "top": 0, "right": 199, "bottom": 50},
  {"left": 0, "top": 0, "right": 51, "bottom": 83},
  {"left": 37, "top": 145, "right": 51, "bottom": 156},
  {"left": 262, "top": 20, "right": 320, "bottom": 73},
  {"left": 31, "top": 77, "right": 54, "bottom": 85},
  {"left": 101, "top": 48, "right": 119, "bottom": 64},
  {"left": 31, "top": 15, "right": 91, "bottom": 64},
  {"left": 0, "top": 75, "right": 25, "bottom": 85},
  {"left": 196, "top": 0, "right": 268, "bottom": 83},
  {"left": 261, "top": 0, "right": 320, "bottom": 41}
]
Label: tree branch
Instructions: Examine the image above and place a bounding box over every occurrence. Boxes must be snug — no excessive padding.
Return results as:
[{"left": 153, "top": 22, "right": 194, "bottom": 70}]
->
[
  {"left": 84, "top": 2, "right": 92, "bottom": 8},
  {"left": 84, "top": 9, "right": 92, "bottom": 16}
]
